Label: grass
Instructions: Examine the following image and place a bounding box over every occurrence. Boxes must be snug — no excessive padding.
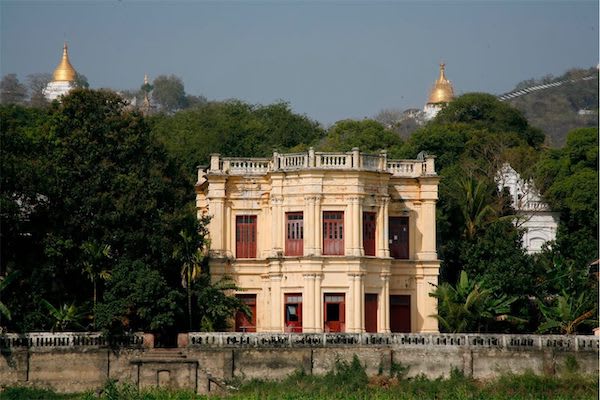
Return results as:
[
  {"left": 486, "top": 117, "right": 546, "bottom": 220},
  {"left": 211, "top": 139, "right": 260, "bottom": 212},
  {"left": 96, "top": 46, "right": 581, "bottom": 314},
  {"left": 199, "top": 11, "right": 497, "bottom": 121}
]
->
[{"left": 2, "top": 359, "right": 598, "bottom": 400}]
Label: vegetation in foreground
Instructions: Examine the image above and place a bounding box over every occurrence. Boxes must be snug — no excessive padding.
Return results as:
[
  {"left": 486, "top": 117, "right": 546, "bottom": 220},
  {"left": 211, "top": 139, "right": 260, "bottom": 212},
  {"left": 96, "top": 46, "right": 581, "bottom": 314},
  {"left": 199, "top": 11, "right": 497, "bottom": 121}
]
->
[{"left": 2, "top": 359, "right": 598, "bottom": 400}]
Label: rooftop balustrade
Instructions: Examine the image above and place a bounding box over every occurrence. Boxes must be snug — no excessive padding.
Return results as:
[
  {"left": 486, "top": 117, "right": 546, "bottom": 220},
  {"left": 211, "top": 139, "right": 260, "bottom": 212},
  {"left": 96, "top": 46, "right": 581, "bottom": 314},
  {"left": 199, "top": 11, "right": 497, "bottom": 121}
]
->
[{"left": 203, "top": 148, "right": 436, "bottom": 178}]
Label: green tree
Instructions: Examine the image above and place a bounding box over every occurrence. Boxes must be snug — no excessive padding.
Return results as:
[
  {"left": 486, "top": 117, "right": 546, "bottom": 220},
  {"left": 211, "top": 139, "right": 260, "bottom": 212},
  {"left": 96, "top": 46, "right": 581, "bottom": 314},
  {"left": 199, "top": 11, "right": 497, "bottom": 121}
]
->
[
  {"left": 41, "top": 300, "right": 87, "bottom": 332},
  {"left": 537, "top": 291, "right": 597, "bottom": 334},
  {"left": 152, "top": 74, "right": 187, "bottom": 113},
  {"left": 0, "top": 271, "right": 20, "bottom": 322},
  {"left": 430, "top": 271, "right": 521, "bottom": 333},
  {"left": 318, "top": 119, "right": 403, "bottom": 156},
  {"left": 173, "top": 229, "right": 206, "bottom": 331},
  {"left": 0, "top": 74, "right": 28, "bottom": 105},
  {"left": 151, "top": 100, "right": 324, "bottom": 174},
  {"left": 81, "top": 241, "right": 112, "bottom": 329}
]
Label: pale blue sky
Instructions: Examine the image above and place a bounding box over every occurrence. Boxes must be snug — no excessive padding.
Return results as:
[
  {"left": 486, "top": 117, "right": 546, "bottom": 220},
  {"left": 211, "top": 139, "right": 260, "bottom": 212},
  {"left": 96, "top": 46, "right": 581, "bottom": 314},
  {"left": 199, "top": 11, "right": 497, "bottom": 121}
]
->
[{"left": 1, "top": 1, "right": 598, "bottom": 124}]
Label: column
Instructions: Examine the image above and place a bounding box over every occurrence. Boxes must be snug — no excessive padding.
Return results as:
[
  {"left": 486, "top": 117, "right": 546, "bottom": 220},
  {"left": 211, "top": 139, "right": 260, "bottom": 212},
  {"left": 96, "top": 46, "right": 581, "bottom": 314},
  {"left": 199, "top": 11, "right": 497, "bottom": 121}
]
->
[
  {"left": 314, "top": 273, "right": 323, "bottom": 332},
  {"left": 313, "top": 195, "right": 322, "bottom": 256},
  {"left": 383, "top": 198, "right": 390, "bottom": 258},
  {"left": 269, "top": 259, "right": 282, "bottom": 332},
  {"left": 271, "top": 196, "right": 283, "bottom": 256},
  {"left": 347, "top": 274, "right": 356, "bottom": 332},
  {"left": 209, "top": 198, "right": 225, "bottom": 254},
  {"left": 380, "top": 274, "right": 390, "bottom": 333},
  {"left": 304, "top": 196, "right": 315, "bottom": 255},
  {"left": 349, "top": 197, "right": 362, "bottom": 256},
  {"left": 303, "top": 274, "right": 315, "bottom": 332},
  {"left": 377, "top": 198, "right": 385, "bottom": 257}
]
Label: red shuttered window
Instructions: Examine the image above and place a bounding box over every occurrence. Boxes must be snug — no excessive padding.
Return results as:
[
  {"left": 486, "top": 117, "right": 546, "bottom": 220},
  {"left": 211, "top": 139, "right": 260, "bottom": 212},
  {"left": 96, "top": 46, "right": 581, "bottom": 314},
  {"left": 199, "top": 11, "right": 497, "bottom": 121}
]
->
[
  {"left": 236, "top": 215, "right": 257, "bottom": 259},
  {"left": 363, "top": 212, "right": 376, "bottom": 256},
  {"left": 235, "top": 294, "right": 256, "bottom": 332},
  {"left": 389, "top": 216, "right": 409, "bottom": 259},
  {"left": 285, "top": 212, "right": 303, "bottom": 256},
  {"left": 323, "top": 211, "right": 344, "bottom": 255}
]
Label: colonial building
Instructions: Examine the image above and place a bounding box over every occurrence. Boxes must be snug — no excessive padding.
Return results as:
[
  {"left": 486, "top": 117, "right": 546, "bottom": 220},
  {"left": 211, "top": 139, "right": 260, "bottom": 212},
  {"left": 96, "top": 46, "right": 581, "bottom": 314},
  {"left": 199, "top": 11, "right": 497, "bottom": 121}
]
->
[
  {"left": 44, "top": 43, "right": 78, "bottom": 101},
  {"left": 496, "top": 164, "right": 559, "bottom": 254},
  {"left": 196, "top": 149, "right": 440, "bottom": 333},
  {"left": 423, "top": 63, "right": 455, "bottom": 120}
]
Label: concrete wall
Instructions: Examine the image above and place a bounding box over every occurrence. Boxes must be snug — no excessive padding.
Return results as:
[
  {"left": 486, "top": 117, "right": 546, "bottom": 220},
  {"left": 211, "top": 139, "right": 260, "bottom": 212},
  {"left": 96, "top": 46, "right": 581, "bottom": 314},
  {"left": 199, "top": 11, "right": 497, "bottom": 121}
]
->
[{"left": 1, "top": 332, "right": 598, "bottom": 394}]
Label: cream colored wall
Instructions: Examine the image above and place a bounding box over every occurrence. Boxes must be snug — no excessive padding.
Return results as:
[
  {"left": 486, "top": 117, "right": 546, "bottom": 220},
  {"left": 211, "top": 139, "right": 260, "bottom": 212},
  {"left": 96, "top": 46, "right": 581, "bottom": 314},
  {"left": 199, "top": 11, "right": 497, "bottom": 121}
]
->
[{"left": 198, "top": 168, "right": 440, "bottom": 333}]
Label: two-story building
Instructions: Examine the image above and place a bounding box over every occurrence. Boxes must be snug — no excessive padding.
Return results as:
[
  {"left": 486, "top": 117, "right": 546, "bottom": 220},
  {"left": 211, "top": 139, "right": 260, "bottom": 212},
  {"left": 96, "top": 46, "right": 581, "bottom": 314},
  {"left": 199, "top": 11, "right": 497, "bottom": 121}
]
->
[{"left": 195, "top": 148, "right": 440, "bottom": 333}]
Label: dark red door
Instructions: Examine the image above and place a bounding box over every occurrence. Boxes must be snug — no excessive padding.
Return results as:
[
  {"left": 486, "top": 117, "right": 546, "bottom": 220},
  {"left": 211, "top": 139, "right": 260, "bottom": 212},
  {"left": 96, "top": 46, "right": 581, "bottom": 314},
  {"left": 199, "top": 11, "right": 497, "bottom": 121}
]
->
[
  {"left": 235, "top": 294, "right": 256, "bottom": 332},
  {"left": 389, "top": 217, "right": 409, "bottom": 259},
  {"left": 285, "top": 212, "right": 303, "bottom": 256},
  {"left": 324, "top": 294, "right": 345, "bottom": 332},
  {"left": 323, "top": 211, "right": 344, "bottom": 255},
  {"left": 363, "top": 212, "right": 376, "bottom": 256},
  {"left": 285, "top": 293, "right": 303, "bottom": 332},
  {"left": 390, "top": 295, "right": 410, "bottom": 333},
  {"left": 365, "top": 293, "right": 378, "bottom": 333},
  {"left": 236, "top": 215, "right": 257, "bottom": 258}
]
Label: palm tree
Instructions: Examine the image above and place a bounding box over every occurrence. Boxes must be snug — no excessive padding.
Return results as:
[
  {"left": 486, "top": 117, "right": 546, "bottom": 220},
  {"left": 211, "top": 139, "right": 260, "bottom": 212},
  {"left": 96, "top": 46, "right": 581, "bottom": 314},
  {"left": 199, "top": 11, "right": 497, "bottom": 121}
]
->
[
  {"left": 0, "top": 271, "right": 20, "bottom": 322},
  {"left": 454, "top": 176, "right": 497, "bottom": 240},
  {"left": 174, "top": 230, "right": 205, "bottom": 331},
  {"left": 41, "top": 300, "right": 87, "bottom": 332},
  {"left": 537, "top": 290, "right": 597, "bottom": 334},
  {"left": 81, "top": 241, "right": 112, "bottom": 329},
  {"left": 430, "top": 271, "right": 521, "bottom": 333}
]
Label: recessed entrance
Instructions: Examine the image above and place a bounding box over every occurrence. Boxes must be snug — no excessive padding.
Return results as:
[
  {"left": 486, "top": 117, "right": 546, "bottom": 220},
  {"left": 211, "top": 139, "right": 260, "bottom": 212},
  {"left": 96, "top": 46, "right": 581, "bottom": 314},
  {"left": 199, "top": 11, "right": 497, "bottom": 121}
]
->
[{"left": 390, "top": 295, "right": 411, "bottom": 333}]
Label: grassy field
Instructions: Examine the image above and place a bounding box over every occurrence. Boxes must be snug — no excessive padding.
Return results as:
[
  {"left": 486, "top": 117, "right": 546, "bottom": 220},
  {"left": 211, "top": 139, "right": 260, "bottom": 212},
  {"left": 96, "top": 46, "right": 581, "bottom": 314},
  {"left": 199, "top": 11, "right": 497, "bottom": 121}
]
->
[{"left": 2, "top": 358, "right": 598, "bottom": 400}]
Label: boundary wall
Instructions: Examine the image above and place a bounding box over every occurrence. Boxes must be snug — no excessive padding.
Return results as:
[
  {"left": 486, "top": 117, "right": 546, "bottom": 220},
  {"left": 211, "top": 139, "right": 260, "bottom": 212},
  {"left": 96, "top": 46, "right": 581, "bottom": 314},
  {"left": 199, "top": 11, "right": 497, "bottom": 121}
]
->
[{"left": 1, "top": 332, "right": 598, "bottom": 394}]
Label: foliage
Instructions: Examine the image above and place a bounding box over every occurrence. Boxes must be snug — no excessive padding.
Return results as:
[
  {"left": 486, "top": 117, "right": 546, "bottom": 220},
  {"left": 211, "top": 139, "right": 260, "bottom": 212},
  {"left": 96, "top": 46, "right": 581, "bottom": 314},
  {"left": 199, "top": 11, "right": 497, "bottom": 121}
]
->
[
  {"left": 194, "top": 275, "right": 249, "bottom": 332},
  {"left": 318, "top": 119, "right": 403, "bottom": 157},
  {"left": 0, "top": 74, "right": 28, "bottom": 105},
  {"left": 536, "top": 290, "right": 597, "bottom": 334},
  {"left": 40, "top": 299, "right": 88, "bottom": 332},
  {"left": 152, "top": 74, "right": 187, "bottom": 113},
  {"left": 26, "top": 73, "right": 52, "bottom": 107},
  {"left": 150, "top": 100, "right": 325, "bottom": 174},
  {"left": 0, "top": 271, "right": 20, "bottom": 321},
  {"left": 430, "top": 271, "right": 520, "bottom": 333},
  {"left": 509, "top": 67, "right": 598, "bottom": 147}
]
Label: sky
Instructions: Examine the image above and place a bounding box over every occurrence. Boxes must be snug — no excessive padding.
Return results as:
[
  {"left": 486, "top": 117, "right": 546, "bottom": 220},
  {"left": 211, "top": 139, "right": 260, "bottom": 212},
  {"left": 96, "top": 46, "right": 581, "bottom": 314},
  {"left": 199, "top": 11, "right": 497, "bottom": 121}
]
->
[{"left": 1, "top": 0, "right": 598, "bottom": 125}]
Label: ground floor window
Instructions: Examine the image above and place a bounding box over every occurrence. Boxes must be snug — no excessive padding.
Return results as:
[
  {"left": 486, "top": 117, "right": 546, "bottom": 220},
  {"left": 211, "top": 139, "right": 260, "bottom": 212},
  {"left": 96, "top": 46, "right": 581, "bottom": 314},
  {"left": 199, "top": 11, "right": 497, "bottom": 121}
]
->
[
  {"left": 324, "top": 293, "right": 345, "bottom": 332},
  {"left": 284, "top": 293, "right": 303, "bottom": 332},
  {"left": 235, "top": 294, "right": 256, "bottom": 332}
]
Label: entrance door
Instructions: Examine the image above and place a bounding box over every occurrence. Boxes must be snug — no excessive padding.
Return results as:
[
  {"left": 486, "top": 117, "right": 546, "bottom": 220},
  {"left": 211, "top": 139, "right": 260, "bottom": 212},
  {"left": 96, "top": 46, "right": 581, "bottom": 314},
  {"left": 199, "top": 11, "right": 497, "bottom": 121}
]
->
[
  {"left": 235, "top": 294, "right": 256, "bottom": 332},
  {"left": 324, "top": 293, "right": 345, "bottom": 332},
  {"left": 389, "top": 217, "right": 409, "bottom": 259},
  {"left": 285, "top": 293, "right": 303, "bottom": 332},
  {"left": 389, "top": 295, "right": 411, "bottom": 333},
  {"left": 364, "top": 293, "right": 378, "bottom": 333}
]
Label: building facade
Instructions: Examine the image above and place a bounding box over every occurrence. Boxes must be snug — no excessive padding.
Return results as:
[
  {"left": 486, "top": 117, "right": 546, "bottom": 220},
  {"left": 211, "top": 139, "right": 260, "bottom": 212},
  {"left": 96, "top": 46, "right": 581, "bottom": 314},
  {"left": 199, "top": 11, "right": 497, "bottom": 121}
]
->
[
  {"left": 196, "top": 149, "right": 440, "bottom": 334},
  {"left": 496, "top": 164, "right": 559, "bottom": 254}
]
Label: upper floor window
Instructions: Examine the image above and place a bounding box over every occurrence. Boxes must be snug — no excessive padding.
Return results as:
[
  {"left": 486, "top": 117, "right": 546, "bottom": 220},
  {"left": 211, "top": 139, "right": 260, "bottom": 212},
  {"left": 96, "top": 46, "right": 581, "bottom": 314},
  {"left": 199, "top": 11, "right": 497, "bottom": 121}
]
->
[
  {"left": 363, "top": 212, "right": 376, "bottom": 256},
  {"left": 285, "top": 212, "right": 303, "bottom": 256},
  {"left": 389, "top": 216, "right": 409, "bottom": 259},
  {"left": 323, "top": 211, "right": 344, "bottom": 255},
  {"left": 236, "top": 215, "right": 257, "bottom": 258}
]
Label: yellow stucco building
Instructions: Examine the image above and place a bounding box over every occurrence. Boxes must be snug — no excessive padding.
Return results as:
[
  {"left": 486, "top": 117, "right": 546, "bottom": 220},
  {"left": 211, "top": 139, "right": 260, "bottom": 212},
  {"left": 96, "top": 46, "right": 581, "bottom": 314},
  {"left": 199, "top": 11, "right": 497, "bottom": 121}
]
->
[{"left": 196, "top": 148, "right": 440, "bottom": 333}]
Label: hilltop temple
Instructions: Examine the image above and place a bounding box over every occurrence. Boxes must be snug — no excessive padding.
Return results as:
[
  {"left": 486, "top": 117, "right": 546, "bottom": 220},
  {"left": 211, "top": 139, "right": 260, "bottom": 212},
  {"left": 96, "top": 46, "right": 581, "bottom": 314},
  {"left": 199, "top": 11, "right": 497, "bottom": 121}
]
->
[
  {"left": 423, "top": 63, "right": 455, "bottom": 120},
  {"left": 43, "top": 43, "right": 78, "bottom": 101}
]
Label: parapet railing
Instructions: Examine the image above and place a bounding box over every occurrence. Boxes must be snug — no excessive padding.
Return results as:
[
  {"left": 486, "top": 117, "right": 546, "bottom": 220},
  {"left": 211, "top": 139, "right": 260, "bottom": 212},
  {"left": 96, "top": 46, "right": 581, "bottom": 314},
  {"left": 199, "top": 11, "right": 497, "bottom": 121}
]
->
[
  {"left": 0, "top": 332, "right": 145, "bottom": 350},
  {"left": 205, "top": 148, "right": 436, "bottom": 178},
  {"left": 185, "top": 332, "right": 599, "bottom": 352}
]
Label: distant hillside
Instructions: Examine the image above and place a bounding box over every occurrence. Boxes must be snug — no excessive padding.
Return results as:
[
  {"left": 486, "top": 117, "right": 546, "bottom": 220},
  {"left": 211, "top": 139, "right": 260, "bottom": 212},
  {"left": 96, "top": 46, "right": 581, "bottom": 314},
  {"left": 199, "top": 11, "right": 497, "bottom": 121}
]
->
[{"left": 502, "top": 67, "right": 598, "bottom": 147}]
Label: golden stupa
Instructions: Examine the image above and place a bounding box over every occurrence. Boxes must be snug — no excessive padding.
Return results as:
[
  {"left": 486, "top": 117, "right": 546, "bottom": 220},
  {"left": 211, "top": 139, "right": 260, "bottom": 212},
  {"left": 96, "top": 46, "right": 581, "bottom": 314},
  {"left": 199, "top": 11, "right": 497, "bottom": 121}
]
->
[
  {"left": 427, "top": 63, "right": 454, "bottom": 104},
  {"left": 52, "top": 43, "right": 77, "bottom": 82}
]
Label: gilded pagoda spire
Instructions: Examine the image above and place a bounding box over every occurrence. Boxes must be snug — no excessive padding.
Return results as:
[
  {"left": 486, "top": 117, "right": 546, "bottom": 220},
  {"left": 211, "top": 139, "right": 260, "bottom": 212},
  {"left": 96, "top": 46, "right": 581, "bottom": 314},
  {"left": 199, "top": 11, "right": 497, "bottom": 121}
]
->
[
  {"left": 52, "top": 42, "right": 77, "bottom": 82},
  {"left": 427, "top": 63, "right": 454, "bottom": 104}
]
